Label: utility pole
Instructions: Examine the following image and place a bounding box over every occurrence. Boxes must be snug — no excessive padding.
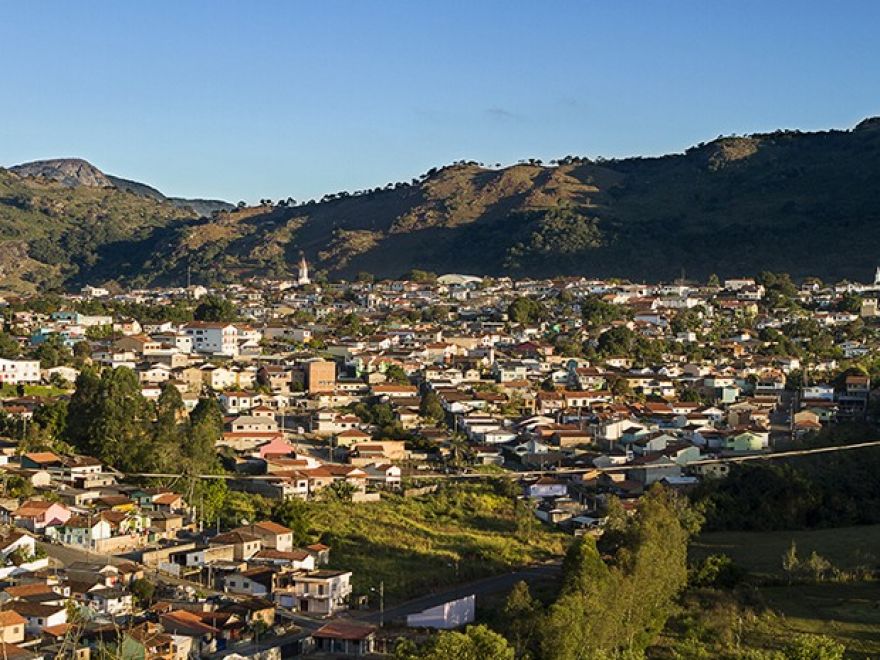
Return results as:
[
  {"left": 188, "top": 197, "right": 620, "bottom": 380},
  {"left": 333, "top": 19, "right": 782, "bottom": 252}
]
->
[{"left": 372, "top": 581, "right": 385, "bottom": 627}]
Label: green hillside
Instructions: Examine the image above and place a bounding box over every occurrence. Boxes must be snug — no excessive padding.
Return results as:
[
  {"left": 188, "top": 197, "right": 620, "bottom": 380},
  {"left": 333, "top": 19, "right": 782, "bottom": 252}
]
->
[
  {"left": 2, "top": 117, "right": 880, "bottom": 292},
  {"left": 0, "top": 168, "right": 196, "bottom": 293},
  {"left": 142, "top": 117, "right": 880, "bottom": 286}
]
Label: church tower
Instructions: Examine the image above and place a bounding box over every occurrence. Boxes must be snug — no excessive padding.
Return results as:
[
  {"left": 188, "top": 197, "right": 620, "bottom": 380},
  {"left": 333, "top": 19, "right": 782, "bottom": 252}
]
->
[
  {"left": 874, "top": 266, "right": 880, "bottom": 286},
  {"left": 297, "top": 255, "right": 310, "bottom": 286}
]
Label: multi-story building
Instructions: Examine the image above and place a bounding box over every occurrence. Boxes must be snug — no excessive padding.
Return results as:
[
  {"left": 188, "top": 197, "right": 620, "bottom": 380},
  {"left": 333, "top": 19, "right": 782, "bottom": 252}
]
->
[
  {"left": 275, "top": 570, "right": 352, "bottom": 616},
  {"left": 0, "top": 358, "right": 40, "bottom": 385},
  {"left": 182, "top": 322, "right": 239, "bottom": 356},
  {"left": 305, "top": 359, "right": 336, "bottom": 394}
]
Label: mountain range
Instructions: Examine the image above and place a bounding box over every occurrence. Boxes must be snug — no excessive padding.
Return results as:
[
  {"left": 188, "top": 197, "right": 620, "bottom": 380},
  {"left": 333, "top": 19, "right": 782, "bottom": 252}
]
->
[
  {"left": 8, "top": 159, "right": 234, "bottom": 217},
  {"left": 1, "top": 117, "right": 879, "bottom": 293}
]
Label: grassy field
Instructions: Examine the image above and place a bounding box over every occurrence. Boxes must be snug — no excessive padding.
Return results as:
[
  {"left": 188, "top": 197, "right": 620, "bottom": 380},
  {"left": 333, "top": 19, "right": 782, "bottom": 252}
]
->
[
  {"left": 654, "top": 525, "right": 880, "bottom": 658},
  {"left": 655, "top": 581, "right": 880, "bottom": 659},
  {"left": 0, "top": 383, "right": 71, "bottom": 398},
  {"left": 691, "top": 524, "right": 880, "bottom": 575},
  {"left": 308, "top": 482, "right": 567, "bottom": 604},
  {"left": 757, "top": 582, "right": 880, "bottom": 658}
]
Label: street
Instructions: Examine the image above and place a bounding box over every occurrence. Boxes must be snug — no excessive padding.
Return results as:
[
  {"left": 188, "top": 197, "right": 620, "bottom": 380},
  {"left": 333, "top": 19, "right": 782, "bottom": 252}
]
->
[{"left": 356, "top": 562, "right": 562, "bottom": 625}]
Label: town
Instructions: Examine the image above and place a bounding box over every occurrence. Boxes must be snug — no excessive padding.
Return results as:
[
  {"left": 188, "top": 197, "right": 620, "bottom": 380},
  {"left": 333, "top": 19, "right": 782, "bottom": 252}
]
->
[{"left": 0, "top": 262, "right": 877, "bottom": 659}]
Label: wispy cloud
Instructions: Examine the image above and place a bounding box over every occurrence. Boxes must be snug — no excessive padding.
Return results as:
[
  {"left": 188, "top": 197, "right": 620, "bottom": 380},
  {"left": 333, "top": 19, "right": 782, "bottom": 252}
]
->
[
  {"left": 486, "top": 106, "right": 521, "bottom": 121},
  {"left": 558, "top": 96, "right": 583, "bottom": 109}
]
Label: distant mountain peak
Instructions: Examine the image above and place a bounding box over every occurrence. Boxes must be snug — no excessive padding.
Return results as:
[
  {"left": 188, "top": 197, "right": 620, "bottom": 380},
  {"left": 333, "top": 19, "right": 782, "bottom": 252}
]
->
[
  {"left": 8, "top": 158, "right": 232, "bottom": 216},
  {"left": 10, "top": 158, "right": 113, "bottom": 188},
  {"left": 855, "top": 116, "right": 880, "bottom": 131}
]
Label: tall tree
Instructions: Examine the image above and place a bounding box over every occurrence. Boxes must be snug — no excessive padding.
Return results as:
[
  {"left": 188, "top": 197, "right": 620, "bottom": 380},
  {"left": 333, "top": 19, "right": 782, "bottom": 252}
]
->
[
  {"left": 272, "top": 498, "right": 313, "bottom": 546},
  {"left": 410, "top": 625, "right": 514, "bottom": 660},
  {"left": 191, "top": 395, "right": 224, "bottom": 432},
  {"left": 541, "top": 486, "right": 692, "bottom": 659},
  {"left": 500, "top": 581, "right": 540, "bottom": 658},
  {"left": 65, "top": 366, "right": 152, "bottom": 470},
  {"left": 90, "top": 367, "right": 153, "bottom": 471},
  {"left": 65, "top": 366, "right": 102, "bottom": 450},
  {"left": 152, "top": 383, "right": 185, "bottom": 472},
  {"left": 193, "top": 295, "right": 237, "bottom": 322},
  {"left": 0, "top": 331, "right": 20, "bottom": 359},
  {"left": 182, "top": 395, "right": 223, "bottom": 475},
  {"left": 32, "top": 399, "right": 69, "bottom": 449},
  {"left": 419, "top": 391, "right": 444, "bottom": 422}
]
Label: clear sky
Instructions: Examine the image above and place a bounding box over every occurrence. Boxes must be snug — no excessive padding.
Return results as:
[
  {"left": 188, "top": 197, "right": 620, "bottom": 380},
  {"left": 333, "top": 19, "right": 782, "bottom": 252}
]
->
[{"left": 2, "top": 1, "right": 878, "bottom": 203}]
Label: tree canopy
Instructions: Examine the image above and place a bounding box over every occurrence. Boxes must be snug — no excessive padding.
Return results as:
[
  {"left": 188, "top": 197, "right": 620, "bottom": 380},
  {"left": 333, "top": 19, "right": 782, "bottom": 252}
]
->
[{"left": 193, "top": 294, "right": 237, "bottom": 322}]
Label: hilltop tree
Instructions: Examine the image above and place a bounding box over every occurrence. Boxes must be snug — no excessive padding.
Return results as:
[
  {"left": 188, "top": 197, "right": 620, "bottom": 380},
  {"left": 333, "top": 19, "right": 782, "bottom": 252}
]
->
[
  {"left": 405, "top": 269, "right": 437, "bottom": 283},
  {"left": 782, "top": 634, "right": 845, "bottom": 660}
]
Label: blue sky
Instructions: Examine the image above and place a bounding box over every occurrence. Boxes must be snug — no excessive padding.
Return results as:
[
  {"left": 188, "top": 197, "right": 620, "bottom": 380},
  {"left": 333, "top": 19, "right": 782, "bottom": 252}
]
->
[{"left": 1, "top": 1, "right": 878, "bottom": 202}]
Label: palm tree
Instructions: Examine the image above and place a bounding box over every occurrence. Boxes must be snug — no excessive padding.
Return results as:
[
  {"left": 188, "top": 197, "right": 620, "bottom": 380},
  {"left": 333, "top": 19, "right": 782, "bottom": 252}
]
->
[{"left": 448, "top": 433, "right": 470, "bottom": 469}]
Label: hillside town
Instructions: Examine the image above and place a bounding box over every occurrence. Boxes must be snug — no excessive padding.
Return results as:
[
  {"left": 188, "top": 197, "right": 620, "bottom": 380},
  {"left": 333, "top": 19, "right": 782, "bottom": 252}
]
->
[{"left": 0, "top": 264, "right": 877, "bottom": 658}]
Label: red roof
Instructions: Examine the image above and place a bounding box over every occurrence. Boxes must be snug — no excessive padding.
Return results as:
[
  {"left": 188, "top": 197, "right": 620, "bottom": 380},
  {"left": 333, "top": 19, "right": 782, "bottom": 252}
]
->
[
  {"left": 161, "top": 610, "right": 220, "bottom": 635},
  {"left": 314, "top": 621, "right": 376, "bottom": 640}
]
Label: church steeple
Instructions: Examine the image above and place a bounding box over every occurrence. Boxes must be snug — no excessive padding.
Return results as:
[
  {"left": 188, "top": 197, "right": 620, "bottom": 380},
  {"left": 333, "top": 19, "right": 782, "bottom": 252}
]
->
[{"left": 297, "top": 254, "right": 310, "bottom": 286}]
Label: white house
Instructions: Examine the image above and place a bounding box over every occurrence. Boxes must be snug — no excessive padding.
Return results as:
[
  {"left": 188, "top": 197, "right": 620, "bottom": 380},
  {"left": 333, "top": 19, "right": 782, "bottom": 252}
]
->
[
  {"left": 0, "top": 358, "right": 40, "bottom": 385},
  {"left": 275, "top": 570, "right": 352, "bottom": 616},
  {"left": 183, "top": 322, "right": 239, "bottom": 356},
  {"left": 85, "top": 587, "right": 133, "bottom": 616},
  {"left": 56, "top": 515, "right": 113, "bottom": 550},
  {"left": 10, "top": 602, "right": 67, "bottom": 635},
  {"left": 0, "top": 530, "right": 48, "bottom": 579}
]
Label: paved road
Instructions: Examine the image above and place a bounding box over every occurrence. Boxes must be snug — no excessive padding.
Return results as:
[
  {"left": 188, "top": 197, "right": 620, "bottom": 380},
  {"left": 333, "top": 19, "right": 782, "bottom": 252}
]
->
[{"left": 356, "top": 562, "right": 562, "bottom": 625}]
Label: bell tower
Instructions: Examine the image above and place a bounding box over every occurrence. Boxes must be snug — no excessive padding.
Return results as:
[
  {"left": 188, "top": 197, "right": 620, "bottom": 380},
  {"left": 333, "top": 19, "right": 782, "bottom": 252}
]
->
[{"left": 297, "top": 254, "right": 310, "bottom": 286}]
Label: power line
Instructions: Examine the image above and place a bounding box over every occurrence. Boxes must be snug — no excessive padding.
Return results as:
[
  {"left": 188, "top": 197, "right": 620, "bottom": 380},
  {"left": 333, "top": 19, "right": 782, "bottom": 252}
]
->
[{"left": 117, "top": 439, "right": 880, "bottom": 481}]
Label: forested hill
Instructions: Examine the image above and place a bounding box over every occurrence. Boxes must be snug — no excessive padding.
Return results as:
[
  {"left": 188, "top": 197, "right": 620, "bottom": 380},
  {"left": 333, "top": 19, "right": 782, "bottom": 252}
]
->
[{"left": 2, "top": 117, "right": 880, "bottom": 292}]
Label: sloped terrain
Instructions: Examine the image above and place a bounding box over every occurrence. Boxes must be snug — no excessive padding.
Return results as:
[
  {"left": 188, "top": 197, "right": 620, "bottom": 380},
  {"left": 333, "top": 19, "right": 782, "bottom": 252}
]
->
[{"left": 2, "top": 118, "right": 880, "bottom": 291}]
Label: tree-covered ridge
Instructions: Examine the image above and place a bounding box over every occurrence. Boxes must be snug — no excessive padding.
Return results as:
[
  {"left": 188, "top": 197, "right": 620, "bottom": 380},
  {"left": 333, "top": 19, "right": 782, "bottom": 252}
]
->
[
  {"left": 0, "top": 167, "right": 197, "bottom": 292},
  {"left": 147, "top": 118, "right": 880, "bottom": 286},
  {"left": 2, "top": 117, "right": 880, "bottom": 292}
]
